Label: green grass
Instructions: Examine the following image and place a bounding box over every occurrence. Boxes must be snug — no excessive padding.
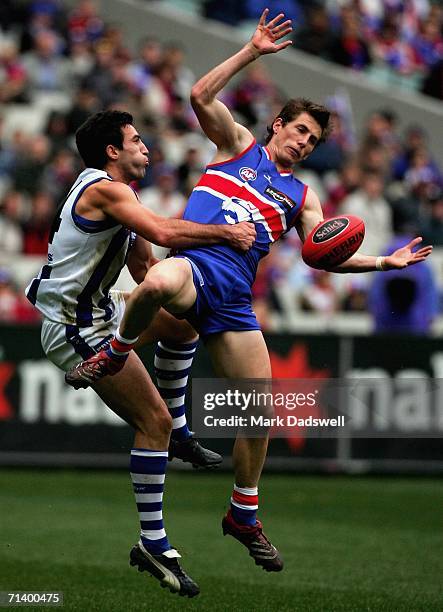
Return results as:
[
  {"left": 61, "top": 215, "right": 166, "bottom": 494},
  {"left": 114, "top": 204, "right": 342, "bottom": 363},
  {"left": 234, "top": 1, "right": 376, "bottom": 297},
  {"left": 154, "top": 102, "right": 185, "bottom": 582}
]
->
[{"left": 1, "top": 470, "right": 442, "bottom": 611}]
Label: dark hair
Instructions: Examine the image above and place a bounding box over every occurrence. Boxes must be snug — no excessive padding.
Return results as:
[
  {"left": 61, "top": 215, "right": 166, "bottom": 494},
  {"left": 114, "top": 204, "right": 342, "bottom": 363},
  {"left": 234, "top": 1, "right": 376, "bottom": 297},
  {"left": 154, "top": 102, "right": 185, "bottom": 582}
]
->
[
  {"left": 75, "top": 110, "right": 134, "bottom": 169},
  {"left": 265, "top": 98, "right": 332, "bottom": 145}
]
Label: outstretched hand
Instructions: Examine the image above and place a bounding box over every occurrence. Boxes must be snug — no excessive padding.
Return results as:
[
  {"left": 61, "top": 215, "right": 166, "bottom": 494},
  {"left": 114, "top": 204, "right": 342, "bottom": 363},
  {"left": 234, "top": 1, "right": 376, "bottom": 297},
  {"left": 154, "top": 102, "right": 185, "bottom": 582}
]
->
[
  {"left": 385, "top": 237, "right": 433, "bottom": 269},
  {"left": 249, "top": 9, "right": 293, "bottom": 56}
]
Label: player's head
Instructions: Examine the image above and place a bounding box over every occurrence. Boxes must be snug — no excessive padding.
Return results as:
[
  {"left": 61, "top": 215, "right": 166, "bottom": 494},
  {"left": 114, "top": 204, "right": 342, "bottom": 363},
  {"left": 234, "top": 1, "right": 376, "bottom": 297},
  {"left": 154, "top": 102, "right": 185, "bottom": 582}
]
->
[
  {"left": 75, "top": 110, "right": 149, "bottom": 180},
  {"left": 265, "top": 98, "right": 331, "bottom": 166}
]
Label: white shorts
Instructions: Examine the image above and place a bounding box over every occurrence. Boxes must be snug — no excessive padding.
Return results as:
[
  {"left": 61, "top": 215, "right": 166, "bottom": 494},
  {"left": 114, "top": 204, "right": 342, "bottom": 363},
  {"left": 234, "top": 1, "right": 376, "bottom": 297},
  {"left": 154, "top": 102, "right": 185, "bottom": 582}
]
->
[{"left": 41, "top": 290, "right": 127, "bottom": 371}]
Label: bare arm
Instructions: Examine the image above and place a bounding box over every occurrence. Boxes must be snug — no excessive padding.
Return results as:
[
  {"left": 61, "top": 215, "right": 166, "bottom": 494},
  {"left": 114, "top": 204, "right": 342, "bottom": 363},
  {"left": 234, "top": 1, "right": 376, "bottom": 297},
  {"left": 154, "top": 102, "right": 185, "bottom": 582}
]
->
[
  {"left": 82, "top": 181, "right": 256, "bottom": 251},
  {"left": 190, "top": 9, "right": 292, "bottom": 160},
  {"left": 294, "top": 188, "right": 433, "bottom": 272},
  {"left": 126, "top": 236, "right": 158, "bottom": 284}
]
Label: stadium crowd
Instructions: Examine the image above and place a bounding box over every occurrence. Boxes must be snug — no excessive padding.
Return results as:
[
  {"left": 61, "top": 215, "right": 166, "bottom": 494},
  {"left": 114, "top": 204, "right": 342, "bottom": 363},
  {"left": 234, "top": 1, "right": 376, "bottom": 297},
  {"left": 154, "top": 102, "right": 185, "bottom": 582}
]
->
[
  {"left": 0, "top": 0, "right": 442, "bottom": 332},
  {"left": 204, "top": 0, "right": 443, "bottom": 98}
]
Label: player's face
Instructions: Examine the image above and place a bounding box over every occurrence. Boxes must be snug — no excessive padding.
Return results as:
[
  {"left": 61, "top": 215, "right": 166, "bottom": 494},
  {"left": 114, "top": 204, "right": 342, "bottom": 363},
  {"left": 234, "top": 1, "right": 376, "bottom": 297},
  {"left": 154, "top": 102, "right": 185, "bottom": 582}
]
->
[
  {"left": 271, "top": 112, "right": 322, "bottom": 168},
  {"left": 117, "top": 124, "right": 150, "bottom": 181}
]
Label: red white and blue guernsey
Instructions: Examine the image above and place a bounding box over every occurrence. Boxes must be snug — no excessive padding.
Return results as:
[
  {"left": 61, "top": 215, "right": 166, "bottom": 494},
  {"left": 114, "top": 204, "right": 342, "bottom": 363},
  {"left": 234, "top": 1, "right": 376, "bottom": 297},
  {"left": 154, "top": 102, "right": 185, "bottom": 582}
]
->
[{"left": 176, "top": 140, "right": 307, "bottom": 337}]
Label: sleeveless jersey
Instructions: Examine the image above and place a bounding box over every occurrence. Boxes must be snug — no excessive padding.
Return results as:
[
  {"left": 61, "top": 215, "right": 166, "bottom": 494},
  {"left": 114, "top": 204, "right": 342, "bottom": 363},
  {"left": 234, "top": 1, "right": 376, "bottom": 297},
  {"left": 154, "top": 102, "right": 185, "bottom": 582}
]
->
[
  {"left": 178, "top": 140, "right": 307, "bottom": 285},
  {"left": 26, "top": 168, "right": 136, "bottom": 327}
]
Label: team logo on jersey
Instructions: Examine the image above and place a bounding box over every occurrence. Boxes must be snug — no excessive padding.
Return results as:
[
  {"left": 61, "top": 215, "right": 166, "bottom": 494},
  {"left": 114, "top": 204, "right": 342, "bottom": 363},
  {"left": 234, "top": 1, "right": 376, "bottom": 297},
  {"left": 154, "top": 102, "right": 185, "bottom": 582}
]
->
[
  {"left": 264, "top": 186, "right": 295, "bottom": 212},
  {"left": 239, "top": 167, "right": 257, "bottom": 182},
  {"left": 312, "top": 217, "right": 349, "bottom": 243},
  {"left": 222, "top": 197, "right": 254, "bottom": 224}
]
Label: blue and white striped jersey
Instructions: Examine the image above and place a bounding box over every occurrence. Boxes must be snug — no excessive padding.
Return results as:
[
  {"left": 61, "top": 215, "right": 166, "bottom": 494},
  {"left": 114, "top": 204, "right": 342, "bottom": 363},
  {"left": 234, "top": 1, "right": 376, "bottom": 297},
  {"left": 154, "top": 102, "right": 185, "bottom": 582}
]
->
[{"left": 26, "top": 168, "right": 135, "bottom": 327}]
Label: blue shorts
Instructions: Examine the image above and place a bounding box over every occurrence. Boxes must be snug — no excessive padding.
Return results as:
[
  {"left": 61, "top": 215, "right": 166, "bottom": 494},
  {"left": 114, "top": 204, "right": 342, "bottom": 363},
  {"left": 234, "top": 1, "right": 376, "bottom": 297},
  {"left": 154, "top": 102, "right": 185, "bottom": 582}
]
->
[{"left": 174, "top": 254, "right": 260, "bottom": 339}]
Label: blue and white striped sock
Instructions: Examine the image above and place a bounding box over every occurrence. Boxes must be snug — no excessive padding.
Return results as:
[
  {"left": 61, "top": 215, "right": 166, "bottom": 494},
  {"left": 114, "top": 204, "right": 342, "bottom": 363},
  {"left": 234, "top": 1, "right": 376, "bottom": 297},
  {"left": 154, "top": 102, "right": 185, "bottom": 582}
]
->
[
  {"left": 154, "top": 339, "right": 198, "bottom": 442},
  {"left": 130, "top": 448, "right": 171, "bottom": 555}
]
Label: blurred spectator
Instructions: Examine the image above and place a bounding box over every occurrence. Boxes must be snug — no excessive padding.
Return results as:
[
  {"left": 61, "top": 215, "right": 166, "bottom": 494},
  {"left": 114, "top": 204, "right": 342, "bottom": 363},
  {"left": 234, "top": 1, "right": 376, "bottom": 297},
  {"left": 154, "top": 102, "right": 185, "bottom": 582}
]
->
[
  {"left": 139, "top": 165, "right": 186, "bottom": 259},
  {"left": 44, "top": 110, "right": 69, "bottom": 155},
  {"left": 21, "top": 29, "right": 72, "bottom": 98},
  {"left": 300, "top": 270, "right": 339, "bottom": 314},
  {"left": 21, "top": 191, "right": 54, "bottom": 255},
  {"left": 177, "top": 146, "right": 205, "bottom": 197},
  {"left": 360, "top": 108, "right": 399, "bottom": 160},
  {"left": 202, "top": 0, "right": 246, "bottom": 26},
  {"left": 103, "top": 23, "right": 131, "bottom": 65},
  {"left": 0, "top": 267, "right": 40, "bottom": 323},
  {"left": 359, "top": 143, "right": 391, "bottom": 178},
  {"left": 243, "top": 0, "right": 303, "bottom": 26},
  {"left": 0, "top": 41, "right": 28, "bottom": 104},
  {"left": 67, "top": 0, "right": 104, "bottom": 44},
  {"left": 68, "top": 40, "right": 95, "bottom": 84},
  {"left": 65, "top": 87, "right": 99, "bottom": 136},
  {"left": 368, "top": 235, "right": 439, "bottom": 334},
  {"left": 41, "top": 148, "right": 78, "bottom": 201},
  {"left": 421, "top": 57, "right": 443, "bottom": 98},
  {"left": 324, "top": 159, "right": 362, "bottom": 218},
  {"left": 341, "top": 277, "right": 368, "bottom": 312},
  {"left": 163, "top": 43, "right": 195, "bottom": 102},
  {"left": 83, "top": 39, "right": 121, "bottom": 107},
  {"left": 294, "top": 4, "right": 334, "bottom": 59},
  {"left": 12, "top": 134, "right": 51, "bottom": 195},
  {"left": 0, "top": 0, "right": 23, "bottom": 34},
  {"left": 0, "top": 190, "right": 26, "bottom": 254},
  {"left": 230, "top": 62, "right": 281, "bottom": 130},
  {"left": 0, "top": 118, "right": 18, "bottom": 179},
  {"left": 339, "top": 170, "right": 393, "bottom": 255},
  {"left": 412, "top": 17, "right": 443, "bottom": 69},
  {"left": 392, "top": 124, "right": 430, "bottom": 180},
  {"left": 404, "top": 146, "right": 442, "bottom": 194},
  {"left": 127, "top": 37, "right": 163, "bottom": 96},
  {"left": 252, "top": 247, "right": 285, "bottom": 330},
  {"left": 141, "top": 61, "right": 181, "bottom": 123},
  {"left": 370, "top": 13, "right": 421, "bottom": 76},
  {"left": 330, "top": 7, "right": 372, "bottom": 71},
  {"left": 139, "top": 165, "right": 185, "bottom": 219},
  {"left": 420, "top": 186, "right": 443, "bottom": 246}
]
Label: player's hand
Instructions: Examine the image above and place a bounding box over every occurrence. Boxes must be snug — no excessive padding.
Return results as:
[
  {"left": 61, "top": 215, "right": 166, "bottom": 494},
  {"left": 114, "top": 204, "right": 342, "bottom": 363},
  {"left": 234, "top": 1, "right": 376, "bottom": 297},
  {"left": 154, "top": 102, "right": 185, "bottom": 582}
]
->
[
  {"left": 384, "top": 237, "right": 433, "bottom": 269},
  {"left": 226, "top": 221, "right": 256, "bottom": 251},
  {"left": 248, "top": 9, "right": 293, "bottom": 57}
]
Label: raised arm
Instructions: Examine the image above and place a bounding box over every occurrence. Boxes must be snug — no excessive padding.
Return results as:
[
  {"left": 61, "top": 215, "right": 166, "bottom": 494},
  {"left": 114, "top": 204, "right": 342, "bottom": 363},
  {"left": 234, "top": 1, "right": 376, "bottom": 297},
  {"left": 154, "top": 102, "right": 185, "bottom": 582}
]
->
[
  {"left": 294, "top": 188, "right": 433, "bottom": 272},
  {"left": 190, "top": 9, "right": 292, "bottom": 161},
  {"left": 82, "top": 181, "right": 256, "bottom": 252}
]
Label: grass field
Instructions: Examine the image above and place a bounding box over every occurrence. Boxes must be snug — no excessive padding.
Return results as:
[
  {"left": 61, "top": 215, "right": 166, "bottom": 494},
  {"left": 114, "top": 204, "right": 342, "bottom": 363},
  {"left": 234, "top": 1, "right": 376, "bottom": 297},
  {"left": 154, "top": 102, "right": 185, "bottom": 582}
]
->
[{"left": 1, "top": 469, "right": 442, "bottom": 612}]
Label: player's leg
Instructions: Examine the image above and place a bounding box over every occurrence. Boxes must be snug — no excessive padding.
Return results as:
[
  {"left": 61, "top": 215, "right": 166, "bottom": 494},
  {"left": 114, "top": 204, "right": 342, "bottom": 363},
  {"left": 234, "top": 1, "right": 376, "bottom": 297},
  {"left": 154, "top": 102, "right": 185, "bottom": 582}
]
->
[
  {"left": 65, "top": 258, "right": 195, "bottom": 387},
  {"left": 138, "top": 309, "right": 222, "bottom": 468},
  {"left": 92, "top": 351, "right": 199, "bottom": 597},
  {"left": 205, "top": 330, "right": 283, "bottom": 571},
  {"left": 121, "top": 257, "right": 196, "bottom": 339},
  {"left": 138, "top": 311, "right": 197, "bottom": 440}
]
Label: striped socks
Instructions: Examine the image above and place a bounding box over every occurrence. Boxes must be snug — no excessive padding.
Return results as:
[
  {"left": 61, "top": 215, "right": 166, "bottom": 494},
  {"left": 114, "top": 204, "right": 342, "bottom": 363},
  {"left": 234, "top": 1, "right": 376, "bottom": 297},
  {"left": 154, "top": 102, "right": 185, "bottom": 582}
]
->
[
  {"left": 230, "top": 485, "right": 259, "bottom": 526},
  {"left": 130, "top": 448, "right": 171, "bottom": 555},
  {"left": 154, "top": 339, "right": 198, "bottom": 442},
  {"left": 106, "top": 329, "right": 139, "bottom": 361}
]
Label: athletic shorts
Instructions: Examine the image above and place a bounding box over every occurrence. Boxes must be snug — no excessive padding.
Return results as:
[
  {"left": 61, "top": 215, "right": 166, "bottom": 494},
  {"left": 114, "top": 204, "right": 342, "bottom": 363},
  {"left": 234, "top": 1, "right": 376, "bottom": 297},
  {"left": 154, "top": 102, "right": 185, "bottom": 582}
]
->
[
  {"left": 40, "top": 290, "right": 126, "bottom": 371},
  {"left": 174, "top": 255, "right": 260, "bottom": 339}
]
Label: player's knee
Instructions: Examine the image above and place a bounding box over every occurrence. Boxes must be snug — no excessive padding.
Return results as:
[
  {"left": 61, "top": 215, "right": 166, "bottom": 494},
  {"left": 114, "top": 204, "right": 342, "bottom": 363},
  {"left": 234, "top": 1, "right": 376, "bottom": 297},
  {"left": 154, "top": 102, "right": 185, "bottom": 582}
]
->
[
  {"left": 136, "top": 406, "right": 172, "bottom": 439},
  {"left": 156, "top": 409, "right": 173, "bottom": 437},
  {"left": 140, "top": 274, "right": 175, "bottom": 304}
]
